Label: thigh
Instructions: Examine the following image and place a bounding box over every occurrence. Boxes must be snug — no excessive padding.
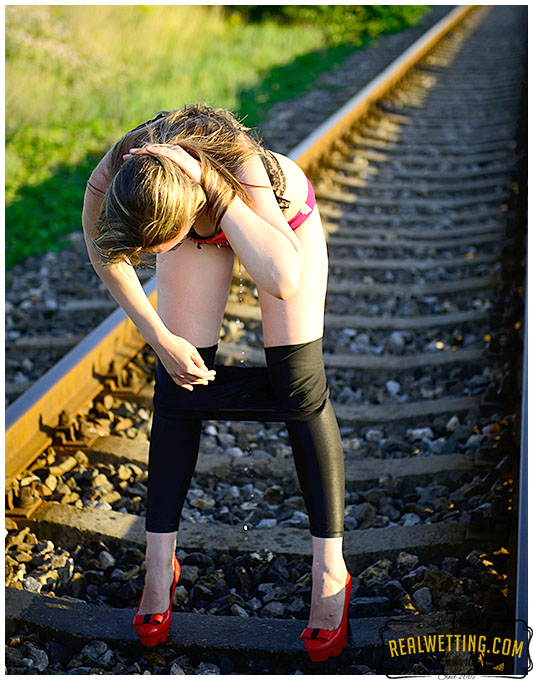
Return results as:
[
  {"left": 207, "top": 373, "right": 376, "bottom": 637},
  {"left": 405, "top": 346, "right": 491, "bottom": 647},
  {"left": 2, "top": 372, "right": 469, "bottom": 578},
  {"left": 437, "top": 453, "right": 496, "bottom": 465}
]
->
[
  {"left": 156, "top": 238, "right": 235, "bottom": 347},
  {"left": 258, "top": 208, "right": 328, "bottom": 347}
]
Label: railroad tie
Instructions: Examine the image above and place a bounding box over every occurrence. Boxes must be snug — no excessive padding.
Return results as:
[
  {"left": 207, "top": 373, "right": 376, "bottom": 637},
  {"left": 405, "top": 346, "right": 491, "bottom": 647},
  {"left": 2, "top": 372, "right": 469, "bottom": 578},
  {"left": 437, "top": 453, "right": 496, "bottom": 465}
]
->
[
  {"left": 5, "top": 586, "right": 454, "bottom": 657},
  {"left": 85, "top": 435, "right": 478, "bottom": 486},
  {"left": 15, "top": 501, "right": 475, "bottom": 567}
]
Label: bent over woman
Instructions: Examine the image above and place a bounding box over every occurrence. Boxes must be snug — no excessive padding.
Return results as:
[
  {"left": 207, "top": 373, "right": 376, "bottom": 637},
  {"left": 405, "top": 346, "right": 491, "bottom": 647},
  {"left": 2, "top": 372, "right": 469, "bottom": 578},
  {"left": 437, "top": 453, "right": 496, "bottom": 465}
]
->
[{"left": 82, "top": 104, "right": 351, "bottom": 662}]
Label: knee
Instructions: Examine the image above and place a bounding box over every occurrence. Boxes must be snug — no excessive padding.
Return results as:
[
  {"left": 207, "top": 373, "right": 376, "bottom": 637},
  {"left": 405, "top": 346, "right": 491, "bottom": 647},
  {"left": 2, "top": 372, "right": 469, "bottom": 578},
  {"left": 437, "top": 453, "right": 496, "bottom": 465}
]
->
[{"left": 264, "top": 338, "right": 329, "bottom": 421}]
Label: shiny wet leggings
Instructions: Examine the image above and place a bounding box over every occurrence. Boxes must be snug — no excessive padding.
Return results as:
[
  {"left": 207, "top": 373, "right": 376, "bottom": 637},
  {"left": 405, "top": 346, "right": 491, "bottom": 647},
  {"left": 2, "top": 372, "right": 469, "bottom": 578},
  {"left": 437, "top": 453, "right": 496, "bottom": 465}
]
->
[{"left": 145, "top": 338, "right": 345, "bottom": 538}]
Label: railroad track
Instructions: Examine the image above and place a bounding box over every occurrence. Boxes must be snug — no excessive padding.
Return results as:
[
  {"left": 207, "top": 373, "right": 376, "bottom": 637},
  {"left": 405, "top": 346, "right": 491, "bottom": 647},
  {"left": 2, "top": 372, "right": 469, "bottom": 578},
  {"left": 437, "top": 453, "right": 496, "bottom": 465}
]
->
[
  {"left": 5, "top": 6, "right": 528, "bottom": 676},
  {"left": 4, "top": 4, "right": 455, "bottom": 405}
]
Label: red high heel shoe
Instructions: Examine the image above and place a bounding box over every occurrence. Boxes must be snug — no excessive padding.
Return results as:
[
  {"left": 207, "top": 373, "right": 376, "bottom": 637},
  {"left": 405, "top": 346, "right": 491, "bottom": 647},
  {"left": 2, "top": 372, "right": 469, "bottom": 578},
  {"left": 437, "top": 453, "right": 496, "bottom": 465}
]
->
[
  {"left": 299, "top": 570, "right": 352, "bottom": 662},
  {"left": 132, "top": 554, "right": 181, "bottom": 646}
]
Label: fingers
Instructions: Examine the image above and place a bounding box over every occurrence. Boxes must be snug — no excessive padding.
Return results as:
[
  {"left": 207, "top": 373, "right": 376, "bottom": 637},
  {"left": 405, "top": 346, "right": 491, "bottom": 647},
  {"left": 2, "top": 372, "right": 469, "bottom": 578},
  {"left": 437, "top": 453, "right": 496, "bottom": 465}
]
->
[
  {"left": 173, "top": 374, "right": 200, "bottom": 390},
  {"left": 173, "top": 364, "right": 216, "bottom": 390},
  {"left": 189, "top": 352, "right": 218, "bottom": 380},
  {"left": 186, "top": 364, "right": 217, "bottom": 379},
  {"left": 181, "top": 371, "right": 214, "bottom": 384},
  {"left": 129, "top": 146, "right": 158, "bottom": 153},
  {"left": 123, "top": 145, "right": 202, "bottom": 183},
  {"left": 122, "top": 146, "right": 159, "bottom": 161},
  {"left": 122, "top": 147, "right": 151, "bottom": 162},
  {"left": 122, "top": 146, "right": 182, "bottom": 165},
  {"left": 178, "top": 382, "right": 194, "bottom": 391},
  {"left": 190, "top": 353, "right": 214, "bottom": 374},
  {"left": 130, "top": 145, "right": 180, "bottom": 155},
  {"left": 174, "top": 351, "right": 217, "bottom": 390},
  {"left": 174, "top": 376, "right": 209, "bottom": 390}
]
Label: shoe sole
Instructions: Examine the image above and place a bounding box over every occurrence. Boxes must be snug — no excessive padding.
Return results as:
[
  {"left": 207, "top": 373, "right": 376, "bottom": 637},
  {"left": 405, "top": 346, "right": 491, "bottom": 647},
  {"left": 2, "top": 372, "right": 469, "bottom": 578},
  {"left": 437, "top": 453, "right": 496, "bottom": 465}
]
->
[
  {"left": 307, "top": 639, "right": 346, "bottom": 663},
  {"left": 136, "top": 629, "right": 169, "bottom": 647}
]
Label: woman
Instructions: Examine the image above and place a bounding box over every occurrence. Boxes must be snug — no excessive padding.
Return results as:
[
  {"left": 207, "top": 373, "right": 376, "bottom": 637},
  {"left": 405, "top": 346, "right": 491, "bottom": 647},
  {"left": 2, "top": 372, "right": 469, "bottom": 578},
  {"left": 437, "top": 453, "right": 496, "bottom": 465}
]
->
[{"left": 82, "top": 104, "right": 351, "bottom": 662}]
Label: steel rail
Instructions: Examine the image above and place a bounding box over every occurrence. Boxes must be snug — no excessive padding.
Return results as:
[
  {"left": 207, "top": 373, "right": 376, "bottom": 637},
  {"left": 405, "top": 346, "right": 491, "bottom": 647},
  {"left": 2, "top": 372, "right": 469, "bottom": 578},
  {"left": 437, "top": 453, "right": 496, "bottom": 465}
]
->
[
  {"left": 4, "top": 5, "right": 475, "bottom": 485},
  {"left": 288, "top": 5, "right": 474, "bottom": 168},
  {"left": 4, "top": 298, "right": 151, "bottom": 480},
  {"left": 514, "top": 270, "right": 528, "bottom": 676}
]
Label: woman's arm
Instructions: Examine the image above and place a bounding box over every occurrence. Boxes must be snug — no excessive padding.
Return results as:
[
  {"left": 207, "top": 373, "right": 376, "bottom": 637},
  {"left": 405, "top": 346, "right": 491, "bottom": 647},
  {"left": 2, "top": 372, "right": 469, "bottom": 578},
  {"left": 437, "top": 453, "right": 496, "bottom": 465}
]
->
[
  {"left": 82, "top": 151, "right": 169, "bottom": 346},
  {"left": 82, "top": 151, "right": 215, "bottom": 389},
  {"left": 221, "top": 152, "right": 305, "bottom": 300}
]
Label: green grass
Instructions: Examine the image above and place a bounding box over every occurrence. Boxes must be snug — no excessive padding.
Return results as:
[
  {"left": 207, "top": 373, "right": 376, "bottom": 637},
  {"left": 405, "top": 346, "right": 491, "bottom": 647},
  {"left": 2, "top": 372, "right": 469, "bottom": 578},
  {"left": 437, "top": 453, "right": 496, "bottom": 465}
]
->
[{"left": 6, "top": 5, "right": 430, "bottom": 269}]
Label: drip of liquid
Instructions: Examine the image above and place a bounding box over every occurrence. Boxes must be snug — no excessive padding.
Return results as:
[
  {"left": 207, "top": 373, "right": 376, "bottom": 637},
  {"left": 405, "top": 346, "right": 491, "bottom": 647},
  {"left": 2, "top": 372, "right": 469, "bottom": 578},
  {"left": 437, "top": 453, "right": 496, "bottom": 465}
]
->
[{"left": 238, "top": 258, "right": 246, "bottom": 367}]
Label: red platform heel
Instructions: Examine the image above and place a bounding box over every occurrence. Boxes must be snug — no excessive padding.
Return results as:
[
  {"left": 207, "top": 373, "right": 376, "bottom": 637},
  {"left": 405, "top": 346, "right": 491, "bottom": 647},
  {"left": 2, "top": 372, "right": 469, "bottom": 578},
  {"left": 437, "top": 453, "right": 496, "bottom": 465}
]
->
[
  {"left": 132, "top": 554, "right": 181, "bottom": 646},
  {"left": 299, "top": 571, "right": 352, "bottom": 663}
]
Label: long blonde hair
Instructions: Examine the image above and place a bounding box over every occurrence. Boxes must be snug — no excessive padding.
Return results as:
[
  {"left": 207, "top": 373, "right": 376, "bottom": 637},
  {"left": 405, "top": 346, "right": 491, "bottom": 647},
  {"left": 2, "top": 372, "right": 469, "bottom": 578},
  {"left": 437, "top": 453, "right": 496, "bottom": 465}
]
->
[{"left": 92, "top": 104, "right": 262, "bottom": 266}]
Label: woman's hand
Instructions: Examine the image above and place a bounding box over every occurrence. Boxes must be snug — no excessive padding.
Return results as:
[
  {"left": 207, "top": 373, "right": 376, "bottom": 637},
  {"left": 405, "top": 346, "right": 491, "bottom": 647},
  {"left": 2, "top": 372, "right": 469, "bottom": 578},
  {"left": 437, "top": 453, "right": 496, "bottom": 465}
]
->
[
  {"left": 123, "top": 145, "right": 202, "bottom": 184},
  {"left": 153, "top": 331, "right": 216, "bottom": 390}
]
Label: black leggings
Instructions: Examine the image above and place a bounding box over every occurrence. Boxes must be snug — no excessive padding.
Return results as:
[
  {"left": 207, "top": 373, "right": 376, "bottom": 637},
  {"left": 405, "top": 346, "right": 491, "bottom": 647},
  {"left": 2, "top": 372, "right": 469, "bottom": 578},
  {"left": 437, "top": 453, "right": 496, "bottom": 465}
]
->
[{"left": 145, "top": 338, "right": 345, "bottom": 538}]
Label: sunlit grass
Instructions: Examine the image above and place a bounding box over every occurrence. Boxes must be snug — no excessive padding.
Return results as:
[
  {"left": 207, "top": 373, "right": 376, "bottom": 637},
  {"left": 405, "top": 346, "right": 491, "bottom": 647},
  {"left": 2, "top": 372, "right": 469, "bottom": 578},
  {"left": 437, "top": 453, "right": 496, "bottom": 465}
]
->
[
  {"left": 6, "top": 5, "right": 429, "bottom": 268},
  {"left": 6, "top": 7, "right": 325, "bottom": 198}
]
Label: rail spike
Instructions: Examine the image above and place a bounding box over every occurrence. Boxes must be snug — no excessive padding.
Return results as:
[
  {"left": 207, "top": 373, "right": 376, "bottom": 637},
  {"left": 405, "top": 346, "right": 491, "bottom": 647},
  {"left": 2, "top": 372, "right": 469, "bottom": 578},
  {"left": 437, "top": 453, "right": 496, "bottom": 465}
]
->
[
  {"left": 100, "top": 359, "right": 147, "bottom": 398},
  {"left": 52, "top": 409, "right": 98, "bottom": 449},
  {"left": 5, "top": 473, "right": 42, "bottom": 519}
]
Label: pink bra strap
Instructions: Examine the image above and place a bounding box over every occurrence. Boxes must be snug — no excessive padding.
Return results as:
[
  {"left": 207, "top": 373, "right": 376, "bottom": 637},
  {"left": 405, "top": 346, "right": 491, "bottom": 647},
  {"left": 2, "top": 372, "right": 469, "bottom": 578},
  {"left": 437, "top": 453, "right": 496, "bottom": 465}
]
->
[{"left": 288, "top": 178, "right": 316, "bottom": 230}]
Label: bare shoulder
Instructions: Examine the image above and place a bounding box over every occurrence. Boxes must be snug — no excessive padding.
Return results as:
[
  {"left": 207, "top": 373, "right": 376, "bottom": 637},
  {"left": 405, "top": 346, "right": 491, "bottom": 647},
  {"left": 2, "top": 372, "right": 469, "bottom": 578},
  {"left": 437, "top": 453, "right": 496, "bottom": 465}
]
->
[
  {"left": 271, "top": 151, "right": 307, "bottom": 182},
  {"left": 271, "top": 151, "right": 309, "bottom": 214}
]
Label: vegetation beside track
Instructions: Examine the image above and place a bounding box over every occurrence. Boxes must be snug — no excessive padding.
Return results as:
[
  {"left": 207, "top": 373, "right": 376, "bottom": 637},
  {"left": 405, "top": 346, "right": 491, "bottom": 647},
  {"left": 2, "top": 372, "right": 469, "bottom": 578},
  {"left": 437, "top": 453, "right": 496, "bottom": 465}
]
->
[{"left": 6, "top": 5, "right": 429, "bottom": 269}]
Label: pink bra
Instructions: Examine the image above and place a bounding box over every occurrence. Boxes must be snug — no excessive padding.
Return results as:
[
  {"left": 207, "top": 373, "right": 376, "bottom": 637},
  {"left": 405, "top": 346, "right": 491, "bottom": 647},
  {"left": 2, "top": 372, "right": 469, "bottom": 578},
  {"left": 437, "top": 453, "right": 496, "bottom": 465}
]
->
[{"left": 188, "top": 177, "right": 316, "bottom": 249}]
